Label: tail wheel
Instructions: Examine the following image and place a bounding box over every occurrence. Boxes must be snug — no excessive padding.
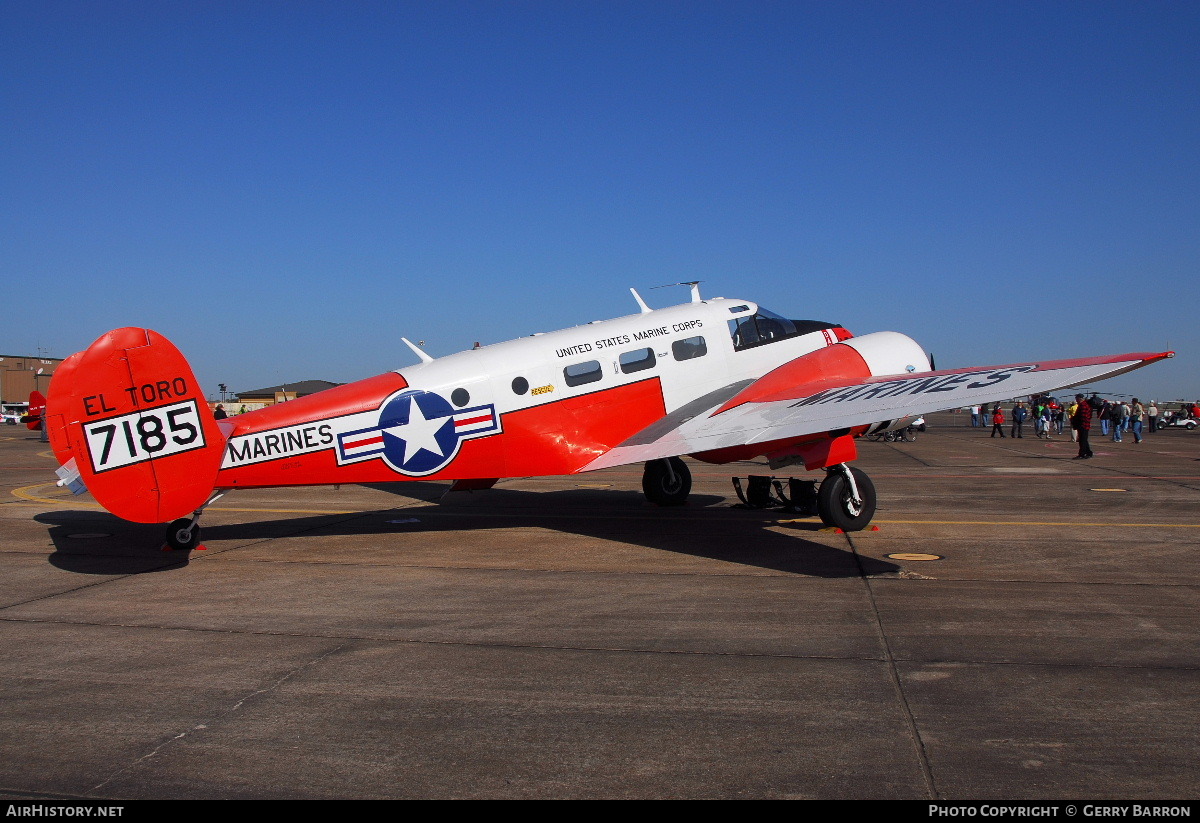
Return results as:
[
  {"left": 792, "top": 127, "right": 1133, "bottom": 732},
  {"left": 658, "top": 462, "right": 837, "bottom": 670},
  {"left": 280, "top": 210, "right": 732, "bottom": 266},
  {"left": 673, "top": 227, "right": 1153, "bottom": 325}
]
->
[
  {"left": 642, "top": 457, "right": 691, "bottom": 506},
  {"left": 165, "top": 518, "right": 200, "bottom": 551},
  {"left": 817, "top": 467, "right": 877, "bottom": 531}
]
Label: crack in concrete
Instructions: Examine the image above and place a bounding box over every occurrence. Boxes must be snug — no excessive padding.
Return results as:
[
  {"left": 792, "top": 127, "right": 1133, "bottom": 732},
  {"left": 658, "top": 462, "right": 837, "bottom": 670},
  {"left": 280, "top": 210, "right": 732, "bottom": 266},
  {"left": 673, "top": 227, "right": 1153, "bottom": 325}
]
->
[
  {"left": 845, "top": 531, "right": 940, "bottom": 800},
  {"left": 88, "top": 641, "right": 349, "bottom": 795}
]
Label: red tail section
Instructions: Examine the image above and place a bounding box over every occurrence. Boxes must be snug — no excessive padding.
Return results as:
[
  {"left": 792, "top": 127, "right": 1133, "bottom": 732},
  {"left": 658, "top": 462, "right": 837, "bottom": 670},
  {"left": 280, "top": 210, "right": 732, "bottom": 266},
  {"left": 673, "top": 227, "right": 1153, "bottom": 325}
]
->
[
  {"left": 45, "top": 328, "right": 226, "bottom": 523},
  {"left": 25, "top": 391, "right": 46, "bottom": 430}
]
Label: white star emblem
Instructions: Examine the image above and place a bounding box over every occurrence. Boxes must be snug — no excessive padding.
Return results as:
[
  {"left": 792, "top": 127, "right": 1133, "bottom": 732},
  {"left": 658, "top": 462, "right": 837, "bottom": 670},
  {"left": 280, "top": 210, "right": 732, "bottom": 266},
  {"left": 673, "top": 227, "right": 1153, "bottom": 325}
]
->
[{"left": 383, "top": 398, "right": 449, "bottom": 465}]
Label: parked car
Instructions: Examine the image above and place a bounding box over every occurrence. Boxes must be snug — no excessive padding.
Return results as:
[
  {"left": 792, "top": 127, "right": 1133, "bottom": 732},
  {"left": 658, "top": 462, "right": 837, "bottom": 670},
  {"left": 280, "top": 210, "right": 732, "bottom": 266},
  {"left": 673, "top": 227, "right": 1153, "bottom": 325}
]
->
[
  {"left": 1, "top": 403, "right": 28, "bottom": 425},
  {"left": 869, "top": 416, "right": 926, "bottom": 442}
]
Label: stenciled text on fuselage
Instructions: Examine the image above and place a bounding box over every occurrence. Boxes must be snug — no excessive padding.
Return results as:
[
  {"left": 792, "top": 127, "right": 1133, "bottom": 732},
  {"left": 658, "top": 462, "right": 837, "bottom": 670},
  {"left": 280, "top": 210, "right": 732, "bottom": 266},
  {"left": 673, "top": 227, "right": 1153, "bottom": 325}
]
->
[{"left": 554, "top": 319, "right": 704, "bottom": 358}]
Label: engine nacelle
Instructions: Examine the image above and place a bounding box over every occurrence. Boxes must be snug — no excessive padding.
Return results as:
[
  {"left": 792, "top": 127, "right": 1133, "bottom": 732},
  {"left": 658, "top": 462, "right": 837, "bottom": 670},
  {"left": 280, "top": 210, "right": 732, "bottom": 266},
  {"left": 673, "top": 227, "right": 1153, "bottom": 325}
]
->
[
  {"left": 840, "top": 331, "right": 932, "bottom": 380},
  {"left": 691, "top": 331, "right": 932, "bottom": 468}
]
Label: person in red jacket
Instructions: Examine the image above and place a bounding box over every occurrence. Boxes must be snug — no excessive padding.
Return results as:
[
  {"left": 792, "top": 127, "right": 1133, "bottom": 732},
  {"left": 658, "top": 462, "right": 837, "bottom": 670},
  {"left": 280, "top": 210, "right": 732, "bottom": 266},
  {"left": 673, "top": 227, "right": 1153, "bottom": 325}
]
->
[
  {"left": 990, "top": 405, "right": 1006, "bottom": 437},
  {"left": 1071, "top": 393, "right": 1094, "bottom": 459}
]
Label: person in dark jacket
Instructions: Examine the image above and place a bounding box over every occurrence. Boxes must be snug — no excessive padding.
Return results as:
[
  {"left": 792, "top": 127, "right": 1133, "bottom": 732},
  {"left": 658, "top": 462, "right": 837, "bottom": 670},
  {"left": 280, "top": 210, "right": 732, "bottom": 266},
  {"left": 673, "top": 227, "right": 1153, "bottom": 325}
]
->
[
  {"left": 1071, "top": 393, "right": 1093, "bottom": 459},
  {"left": 1011, "top": 402, "right": 1027, "bottom": 438}
]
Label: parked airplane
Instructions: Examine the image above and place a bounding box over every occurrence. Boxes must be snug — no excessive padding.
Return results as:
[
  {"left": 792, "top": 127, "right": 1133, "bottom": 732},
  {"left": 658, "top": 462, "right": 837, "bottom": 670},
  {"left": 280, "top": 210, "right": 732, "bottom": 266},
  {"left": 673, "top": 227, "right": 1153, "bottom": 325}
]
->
[
  {"left": 44, "top": 285, "right": 1171, "bottom": 548},
  {"left": 25, "top": 391, "right": 45, "bottom": 429}
]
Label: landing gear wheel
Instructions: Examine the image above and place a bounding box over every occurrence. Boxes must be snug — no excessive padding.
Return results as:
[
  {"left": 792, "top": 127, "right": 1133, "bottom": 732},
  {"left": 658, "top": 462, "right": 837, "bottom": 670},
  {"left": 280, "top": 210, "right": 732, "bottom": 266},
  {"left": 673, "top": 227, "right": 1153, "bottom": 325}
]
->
[
  {"left": 642, "top": 457, "right": 691, "bottom": 506},
  {"left": 817, "top": 467, "right": 877, "bottom": 531},
  {"left": 165, "top": 518, "right": 200, "bottom": 551}
]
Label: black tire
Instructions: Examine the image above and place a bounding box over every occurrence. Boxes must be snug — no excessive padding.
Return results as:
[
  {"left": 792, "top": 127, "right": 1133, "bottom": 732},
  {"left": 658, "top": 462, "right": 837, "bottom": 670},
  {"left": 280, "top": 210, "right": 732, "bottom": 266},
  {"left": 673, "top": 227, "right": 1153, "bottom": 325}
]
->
[
  {"left": 642, "top": 457, "right": 691, "bottom": 506},
  {"left": 817, "top": 467, "right": 877, "bottom": 531},
  {"left": 165, "top": 518, "right": 200, "bottom": 551}
]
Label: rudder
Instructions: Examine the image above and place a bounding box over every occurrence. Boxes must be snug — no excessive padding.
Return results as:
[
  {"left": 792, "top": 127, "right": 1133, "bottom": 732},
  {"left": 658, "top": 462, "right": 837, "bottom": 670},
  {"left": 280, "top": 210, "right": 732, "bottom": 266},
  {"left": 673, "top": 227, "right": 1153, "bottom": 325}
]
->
[{"left": 46, "top": 328, "right": 226, "bottom": 523}]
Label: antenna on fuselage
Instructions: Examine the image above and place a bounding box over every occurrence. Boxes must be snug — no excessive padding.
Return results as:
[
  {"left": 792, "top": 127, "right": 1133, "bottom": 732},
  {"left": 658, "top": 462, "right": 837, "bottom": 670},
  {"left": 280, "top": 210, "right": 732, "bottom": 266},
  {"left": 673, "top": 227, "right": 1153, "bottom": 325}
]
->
[
  {"left": 629, "top": 288, "right": 653, "bottom": 314},
  {"left": 651, "top": 281, "right": 703, "bottom": 303},
  {"left": 401, "top": 337, "right": 434, "bottom": 364}
]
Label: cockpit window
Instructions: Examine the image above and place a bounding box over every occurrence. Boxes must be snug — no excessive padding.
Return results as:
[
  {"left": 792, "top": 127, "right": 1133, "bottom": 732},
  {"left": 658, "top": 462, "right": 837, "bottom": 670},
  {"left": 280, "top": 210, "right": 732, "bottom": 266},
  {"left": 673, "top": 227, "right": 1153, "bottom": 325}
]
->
[{"left": 729, "top": 308, "right": 839, "bottom": 351}]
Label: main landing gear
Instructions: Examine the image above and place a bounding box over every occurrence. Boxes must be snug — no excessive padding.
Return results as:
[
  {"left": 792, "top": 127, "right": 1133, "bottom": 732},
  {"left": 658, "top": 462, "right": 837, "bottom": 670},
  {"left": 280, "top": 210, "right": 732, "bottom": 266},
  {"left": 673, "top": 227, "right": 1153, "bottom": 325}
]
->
[
  {"left": 163, "top": 491, "right": 227, "bottom": 550},
  {"left": 642, "top": 457, "right": 692, "bottom": 506},
  {"left": 816, "top": 464, "right": 876, "bottom": 531},
  {"left": 730, "top": 463, "right": 877, "bottom": 531}
]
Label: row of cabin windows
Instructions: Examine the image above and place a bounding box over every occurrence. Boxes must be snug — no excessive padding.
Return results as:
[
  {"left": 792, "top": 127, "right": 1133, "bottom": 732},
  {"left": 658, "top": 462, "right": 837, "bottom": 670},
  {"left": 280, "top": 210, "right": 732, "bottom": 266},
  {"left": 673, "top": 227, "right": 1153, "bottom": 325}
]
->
[
  {"left": 562, "top": 335, "right": 708, "bottom": 388},
  {"left": 528, "top": 311, "right": 840, "bottom": 394}
]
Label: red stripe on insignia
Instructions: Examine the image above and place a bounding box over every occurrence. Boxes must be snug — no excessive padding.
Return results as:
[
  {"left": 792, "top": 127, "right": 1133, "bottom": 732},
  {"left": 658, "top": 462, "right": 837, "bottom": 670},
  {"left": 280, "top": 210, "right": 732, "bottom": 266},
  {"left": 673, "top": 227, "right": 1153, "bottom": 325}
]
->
[
  {"left": 345, "top": 435, "right": 384, "bottom": 449},
  {"left": 455, "top": 414, "right": 492, "bottom": 427}
]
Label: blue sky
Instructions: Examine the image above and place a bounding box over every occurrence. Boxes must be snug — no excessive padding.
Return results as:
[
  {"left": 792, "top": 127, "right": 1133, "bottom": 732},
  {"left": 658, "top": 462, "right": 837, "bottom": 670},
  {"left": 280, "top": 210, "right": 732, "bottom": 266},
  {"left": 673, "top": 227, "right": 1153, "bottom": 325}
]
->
[{"left": 3, "top": 1, "right": 1197, "bottom": 402}]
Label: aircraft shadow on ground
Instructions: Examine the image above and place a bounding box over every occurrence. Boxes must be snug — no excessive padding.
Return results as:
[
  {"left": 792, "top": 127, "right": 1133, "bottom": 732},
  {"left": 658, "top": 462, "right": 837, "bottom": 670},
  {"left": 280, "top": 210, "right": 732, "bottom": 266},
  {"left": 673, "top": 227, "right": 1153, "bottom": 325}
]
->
[
  {"left": 35, "top": 482, "right": 898, "bottom": 579},
  {"left": 35, "top": 510, "right": 193, "bottom": 575}
]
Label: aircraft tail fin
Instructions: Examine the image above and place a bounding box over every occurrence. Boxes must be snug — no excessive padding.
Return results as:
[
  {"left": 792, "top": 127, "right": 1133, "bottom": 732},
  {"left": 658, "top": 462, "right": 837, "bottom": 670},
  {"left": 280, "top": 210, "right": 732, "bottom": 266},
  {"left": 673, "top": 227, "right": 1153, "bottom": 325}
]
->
[
  {"left": 45, "top": 328, "right": 227, "bottom": 523},
  {"left": 24, "top": 390, "right": 46, "bottom": 430}
]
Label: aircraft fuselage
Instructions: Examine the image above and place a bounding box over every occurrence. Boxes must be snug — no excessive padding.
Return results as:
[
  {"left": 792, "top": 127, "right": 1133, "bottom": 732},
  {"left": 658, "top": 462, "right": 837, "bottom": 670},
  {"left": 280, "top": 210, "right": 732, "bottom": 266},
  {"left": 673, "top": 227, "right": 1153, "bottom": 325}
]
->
[{"left": 214, "top": 298, "right": 855, "bottom": 489}]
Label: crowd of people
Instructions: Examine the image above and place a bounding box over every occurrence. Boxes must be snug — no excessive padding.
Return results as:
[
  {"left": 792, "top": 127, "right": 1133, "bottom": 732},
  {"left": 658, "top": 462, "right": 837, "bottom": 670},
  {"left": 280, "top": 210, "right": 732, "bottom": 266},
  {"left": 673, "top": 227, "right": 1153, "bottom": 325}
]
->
[{"left": 967, "top": 397, "right": 1198, "bottom": 458}]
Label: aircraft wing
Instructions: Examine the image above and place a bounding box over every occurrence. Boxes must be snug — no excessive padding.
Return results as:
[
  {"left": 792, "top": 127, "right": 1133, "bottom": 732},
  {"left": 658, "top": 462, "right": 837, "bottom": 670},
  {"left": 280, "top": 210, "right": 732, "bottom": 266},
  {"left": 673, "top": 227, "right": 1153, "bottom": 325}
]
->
[{"left": 583, "top": 351, "right": 1173, "bottom": 471}]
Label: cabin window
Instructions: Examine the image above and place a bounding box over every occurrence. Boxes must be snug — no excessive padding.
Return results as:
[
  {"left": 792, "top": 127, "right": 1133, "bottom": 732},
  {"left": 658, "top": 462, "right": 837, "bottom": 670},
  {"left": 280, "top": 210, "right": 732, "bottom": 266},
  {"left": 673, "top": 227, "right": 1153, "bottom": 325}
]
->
[
  {"left": 619, "top": 347, "right": 656, "bottom": 374},
  {"left": 564, "top": 360, "right": 603, "bottom": 387},
  {"left": 671, "top": 336, "right": 707, "bottom": 361},
  {"left": 511, "top": 377, "right": 529, "bottom": 395},
  {"left": 451, "top": 388, "right": 470, "bottom": 407}
]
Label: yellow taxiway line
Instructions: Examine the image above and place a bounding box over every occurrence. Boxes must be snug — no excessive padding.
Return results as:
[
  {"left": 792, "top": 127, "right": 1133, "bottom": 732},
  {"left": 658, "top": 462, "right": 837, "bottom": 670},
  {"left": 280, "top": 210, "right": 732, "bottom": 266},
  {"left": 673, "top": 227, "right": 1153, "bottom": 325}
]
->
[
  {"left": 9, "top": 483, "right": 1200, "bottom": 529},
  {"left": 871, "top": 518, "right": 1200, "bottom": 528},
  {"left": 8, "top": 483, "right": 361, "bottom": 515}
]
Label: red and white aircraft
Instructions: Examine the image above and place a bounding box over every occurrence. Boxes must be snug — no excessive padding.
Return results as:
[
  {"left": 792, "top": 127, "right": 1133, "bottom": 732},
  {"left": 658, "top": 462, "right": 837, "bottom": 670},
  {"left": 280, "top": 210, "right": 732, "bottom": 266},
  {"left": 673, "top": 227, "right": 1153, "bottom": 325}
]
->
[{"left": 44, "top": 285, "right": 1171, "bottom": 548}]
